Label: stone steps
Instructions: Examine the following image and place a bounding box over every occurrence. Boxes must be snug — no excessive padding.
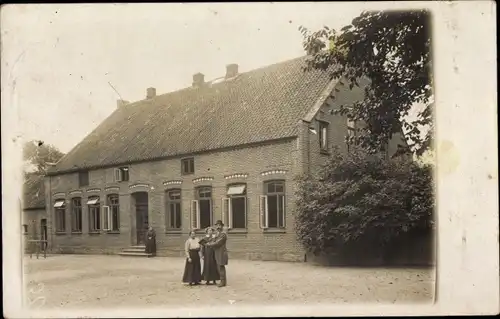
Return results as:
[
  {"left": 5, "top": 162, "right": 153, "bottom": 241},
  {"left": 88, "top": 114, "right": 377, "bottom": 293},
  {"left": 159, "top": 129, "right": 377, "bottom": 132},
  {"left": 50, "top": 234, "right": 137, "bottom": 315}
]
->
[{"left": 119, "top": 245, "right": 152, "bottom": 257}]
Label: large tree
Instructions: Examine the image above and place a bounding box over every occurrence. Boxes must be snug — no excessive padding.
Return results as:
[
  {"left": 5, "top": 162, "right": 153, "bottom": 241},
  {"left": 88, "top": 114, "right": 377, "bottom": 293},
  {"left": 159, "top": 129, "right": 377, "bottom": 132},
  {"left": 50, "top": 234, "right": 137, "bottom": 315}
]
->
[
  {"left": 295, "top": 146, "right": 435, "bottom": 258},
  {"left": 300, "top": 9, "right": 433, "bottom": 156},
  {"left": 23, "top": 140, "right": 65, "bottom": 174}
]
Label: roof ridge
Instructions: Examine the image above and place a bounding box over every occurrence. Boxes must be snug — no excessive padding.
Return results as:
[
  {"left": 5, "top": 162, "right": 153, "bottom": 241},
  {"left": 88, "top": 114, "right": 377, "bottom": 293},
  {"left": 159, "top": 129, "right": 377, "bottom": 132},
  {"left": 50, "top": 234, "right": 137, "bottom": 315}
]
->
[
  {"left": 51, "top": 54, "right": 334, "bottom": 174},
  {"left": 128, "top": 55, "right": 309, "bottom": 105}
]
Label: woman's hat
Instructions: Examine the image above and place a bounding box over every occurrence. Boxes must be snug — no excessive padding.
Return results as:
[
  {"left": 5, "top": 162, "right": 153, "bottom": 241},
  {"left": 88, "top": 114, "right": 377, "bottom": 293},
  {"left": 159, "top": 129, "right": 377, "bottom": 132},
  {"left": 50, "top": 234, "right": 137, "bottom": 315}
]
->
[
  {"left": 215, "top": 220, "right": 224, "bottom": 226},
  {"left": 205, "top": 226, "right": 214, "bottom": 233}
]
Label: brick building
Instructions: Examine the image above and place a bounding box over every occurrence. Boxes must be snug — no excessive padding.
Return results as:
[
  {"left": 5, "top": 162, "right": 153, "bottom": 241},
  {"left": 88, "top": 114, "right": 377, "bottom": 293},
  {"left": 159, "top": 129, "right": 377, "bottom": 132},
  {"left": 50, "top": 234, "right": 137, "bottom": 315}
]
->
[
  {"left": 22, "top": 173, "right": 48, "bottom": 253},
  {"left": 44, "top": 56, "right": 404, "bottom": 261}
]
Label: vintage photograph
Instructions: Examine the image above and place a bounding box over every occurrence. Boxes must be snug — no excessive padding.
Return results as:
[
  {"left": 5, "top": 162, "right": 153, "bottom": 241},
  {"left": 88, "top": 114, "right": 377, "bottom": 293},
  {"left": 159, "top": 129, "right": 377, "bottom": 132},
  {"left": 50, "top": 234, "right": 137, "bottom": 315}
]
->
[{"left": 4, "top": 1, "right": 465, "bottom": 316}]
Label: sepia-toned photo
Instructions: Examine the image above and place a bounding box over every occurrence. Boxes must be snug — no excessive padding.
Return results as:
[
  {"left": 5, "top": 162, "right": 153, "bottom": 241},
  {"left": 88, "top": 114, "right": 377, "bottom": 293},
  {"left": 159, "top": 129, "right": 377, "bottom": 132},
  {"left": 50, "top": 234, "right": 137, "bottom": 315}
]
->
[{"left": 2, "top": 2, "right": 498, "bottom": 318}]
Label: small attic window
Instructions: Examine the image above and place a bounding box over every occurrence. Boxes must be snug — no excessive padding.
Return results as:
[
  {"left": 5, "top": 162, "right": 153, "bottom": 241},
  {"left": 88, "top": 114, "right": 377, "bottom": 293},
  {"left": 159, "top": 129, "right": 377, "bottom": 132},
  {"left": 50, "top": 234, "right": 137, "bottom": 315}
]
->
[
  {"left": 114, "top": 167, "right": 129, "bottom": 182},
  {"left": 181, "top": 158, "right": 195, "bottom": 175},
  {"left": 79, "top": 171, "right": 89, "bottom": 187}
]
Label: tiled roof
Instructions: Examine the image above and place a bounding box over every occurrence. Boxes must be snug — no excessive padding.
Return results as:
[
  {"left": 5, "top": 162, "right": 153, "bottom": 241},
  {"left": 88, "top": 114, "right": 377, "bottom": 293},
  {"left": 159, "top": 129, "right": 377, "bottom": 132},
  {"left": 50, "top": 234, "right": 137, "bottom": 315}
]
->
[
  {"left": 49, "top": 56, "right": 334, "bottom": 174},
  {"left": 23, "top": 173, "right": 45, "bottom": 209}
]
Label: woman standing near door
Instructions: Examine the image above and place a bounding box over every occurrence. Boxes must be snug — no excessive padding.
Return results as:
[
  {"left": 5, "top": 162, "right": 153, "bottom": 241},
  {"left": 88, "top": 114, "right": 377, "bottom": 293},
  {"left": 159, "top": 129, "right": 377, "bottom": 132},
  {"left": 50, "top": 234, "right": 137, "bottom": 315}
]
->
[{"left": 145, "top": 226, "right": 156, "bottom": 257}]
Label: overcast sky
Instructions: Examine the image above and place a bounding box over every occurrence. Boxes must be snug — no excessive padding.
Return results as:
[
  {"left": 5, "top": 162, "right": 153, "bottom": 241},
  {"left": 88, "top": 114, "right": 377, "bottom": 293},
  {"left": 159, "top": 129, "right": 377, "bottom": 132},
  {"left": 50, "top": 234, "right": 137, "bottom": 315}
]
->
[{"left": 4, "top": 3, "right": 393, "bottom": 153}]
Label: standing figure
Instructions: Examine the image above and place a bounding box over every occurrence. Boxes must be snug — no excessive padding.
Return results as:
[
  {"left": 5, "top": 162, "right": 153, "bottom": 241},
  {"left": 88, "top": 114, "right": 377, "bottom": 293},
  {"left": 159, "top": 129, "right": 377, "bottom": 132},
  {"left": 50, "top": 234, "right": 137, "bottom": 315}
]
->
[
  {"left": 201, "top": 227, "right": 220, "bottom": 285},
  {"left": 205, "top": 220, "right": 228, "bottom": 287},
  {"left": 145, "top": 226, "right": 156, "bottom": 257},
  {"left": 182, "top": 230, "right": 202, "bottom": 286}
]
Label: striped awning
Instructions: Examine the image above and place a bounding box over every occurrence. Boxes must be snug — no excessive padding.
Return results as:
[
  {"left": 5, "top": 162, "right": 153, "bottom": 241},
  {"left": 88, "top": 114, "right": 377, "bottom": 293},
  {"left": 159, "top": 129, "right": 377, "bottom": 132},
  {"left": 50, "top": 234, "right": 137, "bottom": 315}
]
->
[
  {"left": 86, "top": 198, "right": 99, "bottom": 205},
  {"left": 53, "top": 200, "right": 65, "bottom": 208},
  {"left": 227, "top": 185, "right": 246, "bottom": 196}
]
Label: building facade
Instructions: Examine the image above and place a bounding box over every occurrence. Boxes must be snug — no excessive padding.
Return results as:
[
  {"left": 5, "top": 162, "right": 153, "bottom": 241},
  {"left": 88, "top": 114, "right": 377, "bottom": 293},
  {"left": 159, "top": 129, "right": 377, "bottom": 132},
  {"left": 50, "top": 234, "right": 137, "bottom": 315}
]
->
[
  {"left": 44, "top": 57, "right": 404, "bottom": 261},
  {"left": 22, "top": 173, "right": 48, "bottom": 253}
]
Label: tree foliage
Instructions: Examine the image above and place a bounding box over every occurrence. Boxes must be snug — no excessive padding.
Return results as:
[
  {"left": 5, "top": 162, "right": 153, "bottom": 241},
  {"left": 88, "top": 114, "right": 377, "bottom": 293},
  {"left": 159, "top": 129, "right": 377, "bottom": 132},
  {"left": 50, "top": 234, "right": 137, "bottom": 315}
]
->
[
  {"left": 23, "top": 140, "right": 65, "bottom": 174},
  {"left": 299, "top": 10, "right": 433, "bottom": 156},
  {"left": 295, "top": 147, "right": 435, "bottom": 256}
]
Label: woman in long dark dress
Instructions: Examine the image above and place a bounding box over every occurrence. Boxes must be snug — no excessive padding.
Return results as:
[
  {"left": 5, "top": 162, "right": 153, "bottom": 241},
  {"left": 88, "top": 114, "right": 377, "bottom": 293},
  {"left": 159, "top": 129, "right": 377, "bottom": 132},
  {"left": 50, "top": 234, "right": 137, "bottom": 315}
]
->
[
  {"left": 182, "top": 230, "right": 202, "bottom": 286},
  {"left": 201, "top": 227, "right": 220, "bottom": 285},
  {"left": 145, "top": 226, "right": 156, "bottom": 257}
]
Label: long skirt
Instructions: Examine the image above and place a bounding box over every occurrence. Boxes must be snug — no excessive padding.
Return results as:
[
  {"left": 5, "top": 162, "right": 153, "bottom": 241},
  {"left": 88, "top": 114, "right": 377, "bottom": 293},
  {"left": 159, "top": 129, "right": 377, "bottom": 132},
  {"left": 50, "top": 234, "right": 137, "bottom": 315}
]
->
[
  {"left": 182, "top": 249, "right": 202, "bottom": 284},
  {"left": 202, "top": 247, "right": 220, "bottom": 282},
  {"left": 145, "top": 237, "right": 156, "bottom": 256}
]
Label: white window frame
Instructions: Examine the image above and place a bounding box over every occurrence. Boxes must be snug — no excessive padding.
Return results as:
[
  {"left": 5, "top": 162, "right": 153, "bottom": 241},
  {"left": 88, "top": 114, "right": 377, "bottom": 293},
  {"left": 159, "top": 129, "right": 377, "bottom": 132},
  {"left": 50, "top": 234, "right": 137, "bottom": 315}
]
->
[
  {"left": 196, "top": 187, "right": 212, "bottom": 229},
  {"left": 279, "top": 194, "right": 286, "bottom": 228},
  {"left": 222, "top": 197, "right": 231, "bottom": 229},
  {"left": 259, "top": 195, "right": 269, "bottom": 229},
  {"left": 114, "top": 167, "right": 129, "bottom": 182},
  {"left": 88, "top": 202, "right": 101, "bottom": 232},
  {"left": 191, "top": 200, "right": 200, "bottom": 230},
  {"left": 107, "top": 194, "right": 120, "bottom": 231},
  {"left": 222, "top": 196, "right": 247, "bottom": 229},
  {"left": 263, "top": 181, "right": 286, "bottom": 229},
  {"left": 319, "top": 120, "right": 329, "bottom": 151},
  {"left": 102, "top": 205, "right": 111, "bottom": 231},
  {"left": 166, "top": 189, "right": 182, "bottom": 230},
  {"left": 114, "top": 168, "right": 122, "bottom": 182},
  {"left": 264, "top": 194, "right": 286, "bottom": 228}
]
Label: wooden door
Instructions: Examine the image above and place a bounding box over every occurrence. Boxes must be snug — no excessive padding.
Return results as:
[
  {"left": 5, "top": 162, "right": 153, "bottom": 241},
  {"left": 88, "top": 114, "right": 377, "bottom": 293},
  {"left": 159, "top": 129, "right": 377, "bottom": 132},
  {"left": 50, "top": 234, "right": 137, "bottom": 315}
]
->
[
  {"left": 136, "top": 204, "right": 149, "bottom": 245},
  {"left": 40, "top": 219, "right": 47, "bottom": 250}
]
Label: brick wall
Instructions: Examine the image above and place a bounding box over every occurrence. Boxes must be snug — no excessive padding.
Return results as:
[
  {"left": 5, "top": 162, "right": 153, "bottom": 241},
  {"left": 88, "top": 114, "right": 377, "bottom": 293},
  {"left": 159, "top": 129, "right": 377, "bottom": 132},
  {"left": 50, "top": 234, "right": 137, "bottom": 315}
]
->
[
  {"left": 304, "top": 77, "right": 409, "bottom": 177},
  {"left": 45, "top": 138, "right": 306, "bottom": 262},
  {"left": 22, "top": 208, "right": 47, "bottom": 253}
]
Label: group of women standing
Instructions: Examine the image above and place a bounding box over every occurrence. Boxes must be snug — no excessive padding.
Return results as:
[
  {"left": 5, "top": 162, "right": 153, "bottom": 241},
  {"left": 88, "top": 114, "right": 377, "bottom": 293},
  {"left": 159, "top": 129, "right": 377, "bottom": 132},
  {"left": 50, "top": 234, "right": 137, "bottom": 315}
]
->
[{"left": 182, "top": 227, "right": 221, "bottom": 286}]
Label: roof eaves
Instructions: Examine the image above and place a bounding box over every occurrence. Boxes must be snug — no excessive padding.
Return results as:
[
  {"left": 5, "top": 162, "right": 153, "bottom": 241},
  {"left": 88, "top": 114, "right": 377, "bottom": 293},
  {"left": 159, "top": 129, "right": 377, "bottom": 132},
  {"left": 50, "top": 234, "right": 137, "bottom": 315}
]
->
[
  {"left": 47, "top": 135, "right": 298, "bottom": 176},
  {"left": 23, "top": 206, "right": 46, "bottom": 211},
  {"left": 303, "top": 77, "right": 340, "bottom": 123}
]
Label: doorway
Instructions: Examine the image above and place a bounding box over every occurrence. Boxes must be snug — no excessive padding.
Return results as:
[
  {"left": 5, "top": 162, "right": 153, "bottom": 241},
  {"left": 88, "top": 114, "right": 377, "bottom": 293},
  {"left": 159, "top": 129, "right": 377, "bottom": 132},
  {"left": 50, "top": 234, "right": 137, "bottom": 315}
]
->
[
  {"left": 132, "top": 192, "right": 149, "bottom": 245},
  {"left": 40, "top": 219, "right": 47, "bottom": 251}
]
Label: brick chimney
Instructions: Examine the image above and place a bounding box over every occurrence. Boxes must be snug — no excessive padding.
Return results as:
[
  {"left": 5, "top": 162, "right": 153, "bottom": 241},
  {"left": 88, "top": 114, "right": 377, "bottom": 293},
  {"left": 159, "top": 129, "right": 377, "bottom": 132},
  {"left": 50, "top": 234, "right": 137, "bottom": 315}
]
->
[
  {"left": 117, "top": 99, "right": 130, "bottom": 108},
  {"left": 225, "top": 64, "right": 238, "bottom": 79},
  {"left": 146, "top": 87, "right": 156, "bottom": 99},
  {"left": 192, "top": 73, "right": 205, "bottom": 88}
]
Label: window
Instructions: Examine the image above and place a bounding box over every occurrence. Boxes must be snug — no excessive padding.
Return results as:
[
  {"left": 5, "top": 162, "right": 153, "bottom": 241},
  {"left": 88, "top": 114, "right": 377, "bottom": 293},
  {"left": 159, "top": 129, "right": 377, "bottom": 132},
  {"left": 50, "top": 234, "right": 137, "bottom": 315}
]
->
[
  {"left": 79, "top": 171, "right": 89, "bottom": 187},
  {"left": 107, "top": 194, "right": 120, "bottom": 231},
  {"left": 318, "top": 121, "right": 329, "bottom": 151},
  {"left": 181, "top": 158, "right": 195, "bottom": 175},
  {"left": 114, "top": 167, "right": 130, "bottom": 182},
  {"left": 260, "top": 181, "right": 286, "bottom": 229},
  {"left": 22, "top": 224, "right": 28, "bottom": 234},
  {"left": 87, "top": 197, "right": 101, "bottom": 232},
  {"left": 191, "top": 187, "right": 212, "bottom": 229},
  {"left": 166, "top": 190, "right": 182, "bottom": 229},
  {"left": 54, "top": 199, "right": 66, "bottom": 232},
  {"left": 222, "top": 184, "right": 247, "bottom": 229},
  {"left": 71, "top": 198, "right": 83, "bottom": 232}
]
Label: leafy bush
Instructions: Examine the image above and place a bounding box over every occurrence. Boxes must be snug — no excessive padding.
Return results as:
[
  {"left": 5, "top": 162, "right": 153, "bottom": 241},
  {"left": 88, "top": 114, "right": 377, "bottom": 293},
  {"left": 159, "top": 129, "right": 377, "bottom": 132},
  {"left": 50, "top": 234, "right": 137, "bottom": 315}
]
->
[{"left": 295, "top": 147, "right": 435, "bottom": 256}]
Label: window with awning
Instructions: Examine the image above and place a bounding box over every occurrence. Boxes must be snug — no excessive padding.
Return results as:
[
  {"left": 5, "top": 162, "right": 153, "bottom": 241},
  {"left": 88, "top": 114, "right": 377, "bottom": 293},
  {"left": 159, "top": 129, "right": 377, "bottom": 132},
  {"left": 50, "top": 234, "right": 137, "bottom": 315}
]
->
[
  {"left": 87, "top": 197, "right": 99, "bottom": 205},
  {"left": 223, "top": 184, "right": 248, "bottom": 229},
  {"left": 53, "top": 200, "right": 65, "bottom": 208},
  {"left": 227, "top": 185, "right": 246, "bottom": 196}
]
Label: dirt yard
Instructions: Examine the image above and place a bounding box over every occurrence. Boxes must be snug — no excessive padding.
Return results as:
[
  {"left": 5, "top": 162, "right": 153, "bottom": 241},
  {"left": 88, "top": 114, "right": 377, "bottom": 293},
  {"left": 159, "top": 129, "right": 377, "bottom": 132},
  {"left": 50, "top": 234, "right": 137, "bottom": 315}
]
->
[{"left": 23, "top": 255, "right": 434, "bottom": 309}]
